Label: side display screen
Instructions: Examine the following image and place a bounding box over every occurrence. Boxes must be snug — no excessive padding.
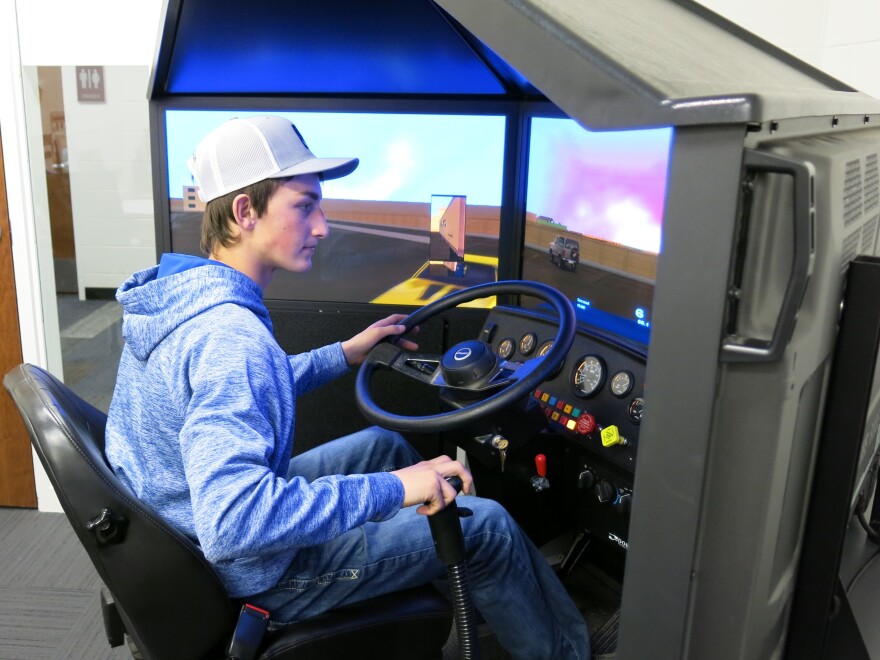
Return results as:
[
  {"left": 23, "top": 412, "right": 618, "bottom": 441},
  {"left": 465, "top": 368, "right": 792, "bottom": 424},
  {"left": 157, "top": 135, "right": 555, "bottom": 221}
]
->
[{"left": 521, "top": 117, "right": 674, "bottom": 344}]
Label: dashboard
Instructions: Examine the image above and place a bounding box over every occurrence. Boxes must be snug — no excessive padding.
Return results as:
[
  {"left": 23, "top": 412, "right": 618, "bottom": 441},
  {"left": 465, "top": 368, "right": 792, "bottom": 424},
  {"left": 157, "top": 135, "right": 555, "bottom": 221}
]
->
[{"left": 457, "top": 305, "right": 648, "bottom": 554}]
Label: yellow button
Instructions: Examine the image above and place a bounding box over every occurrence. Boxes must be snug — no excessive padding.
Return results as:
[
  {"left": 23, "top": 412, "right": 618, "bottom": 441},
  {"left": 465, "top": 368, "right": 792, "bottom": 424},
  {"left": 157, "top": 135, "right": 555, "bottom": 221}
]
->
[
  {"left": 551, "top": 411, "right": 560, "bottom": 421},
  {"left": 564, "top": 404, "right": 572, "bottom": 414},
  {"left": 541, "top": 393, "right": 550, "bottom": 402},
  {"left": 601, "top": 425, "right": 621, "bottom": 447},
  {"left": 566, "top": 419, "right": 577, "bottom": 431}
]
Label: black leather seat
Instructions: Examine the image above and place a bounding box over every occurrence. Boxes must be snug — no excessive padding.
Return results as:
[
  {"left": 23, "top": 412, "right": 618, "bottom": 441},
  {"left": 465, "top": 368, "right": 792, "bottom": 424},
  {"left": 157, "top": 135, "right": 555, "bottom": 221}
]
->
[{"left": 4, "top": 363, "right": 452, "bottom": 660}]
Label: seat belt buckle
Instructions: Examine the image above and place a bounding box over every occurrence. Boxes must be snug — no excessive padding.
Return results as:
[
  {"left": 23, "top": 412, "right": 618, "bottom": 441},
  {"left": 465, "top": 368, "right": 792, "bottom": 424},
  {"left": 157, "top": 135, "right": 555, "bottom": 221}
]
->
[{"left": 226, "top": 603, "right": 270, "bottom": 660}]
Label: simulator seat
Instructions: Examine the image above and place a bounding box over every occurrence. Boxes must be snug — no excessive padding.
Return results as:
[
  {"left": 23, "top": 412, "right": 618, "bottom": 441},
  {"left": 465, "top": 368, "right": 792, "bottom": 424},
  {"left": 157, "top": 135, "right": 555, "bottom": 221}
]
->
[{"left": 3, "top": 363, "right": 452, "bottom": 660}]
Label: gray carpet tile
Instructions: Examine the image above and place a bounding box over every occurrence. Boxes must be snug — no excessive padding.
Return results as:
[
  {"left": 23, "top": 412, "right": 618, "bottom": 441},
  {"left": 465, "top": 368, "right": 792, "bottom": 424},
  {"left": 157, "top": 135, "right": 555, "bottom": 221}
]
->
[{"left": 0, "top": 509, "right": 129, "bottom": 659}]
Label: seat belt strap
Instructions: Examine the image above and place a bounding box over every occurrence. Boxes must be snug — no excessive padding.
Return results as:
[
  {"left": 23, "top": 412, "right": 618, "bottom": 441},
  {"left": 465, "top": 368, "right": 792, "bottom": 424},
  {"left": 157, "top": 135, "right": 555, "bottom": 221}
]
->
[{"left": 226, "top": 603, "right": 270, "bottom": 660}]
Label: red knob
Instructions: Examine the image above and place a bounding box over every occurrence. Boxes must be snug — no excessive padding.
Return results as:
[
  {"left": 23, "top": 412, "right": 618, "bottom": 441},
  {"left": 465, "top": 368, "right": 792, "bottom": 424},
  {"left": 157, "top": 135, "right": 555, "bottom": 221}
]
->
[
  {"left": 576, "top": 413, "right": 596, "bottom": 435},
  {"left": 535, "top": 454, "right": 547, "bottom": 478}
]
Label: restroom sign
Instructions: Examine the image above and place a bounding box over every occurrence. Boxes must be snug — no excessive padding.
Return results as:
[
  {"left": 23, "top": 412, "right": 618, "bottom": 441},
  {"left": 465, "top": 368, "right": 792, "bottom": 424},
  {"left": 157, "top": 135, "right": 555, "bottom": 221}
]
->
[{"left": 76, "top": 66, "right": 105, "bottom": 102}]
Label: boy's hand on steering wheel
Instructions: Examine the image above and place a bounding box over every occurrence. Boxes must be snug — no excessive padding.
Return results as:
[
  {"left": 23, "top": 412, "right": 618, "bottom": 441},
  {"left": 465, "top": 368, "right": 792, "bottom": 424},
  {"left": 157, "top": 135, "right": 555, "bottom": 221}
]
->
[{"left": 342, "top": 314, "right": 419, "bottom": 366}]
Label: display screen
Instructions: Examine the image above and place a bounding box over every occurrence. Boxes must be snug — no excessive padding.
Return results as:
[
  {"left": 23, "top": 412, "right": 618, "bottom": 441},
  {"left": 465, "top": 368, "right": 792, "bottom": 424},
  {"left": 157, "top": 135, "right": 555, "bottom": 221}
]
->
[
  {"left": 164, "top": 109, "right": 506, "bottom": 304},
  {"left": 521, "top": 116, "right": 674, "bottom": 344}
]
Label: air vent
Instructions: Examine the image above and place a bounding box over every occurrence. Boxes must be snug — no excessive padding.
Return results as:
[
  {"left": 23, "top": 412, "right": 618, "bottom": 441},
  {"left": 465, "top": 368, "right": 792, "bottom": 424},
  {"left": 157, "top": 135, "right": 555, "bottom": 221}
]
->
[
  {"left": 862, "top": 216, "right": 878, "bottom": 255},
  {"left": 843, "top": 158, "right": 862, "bottom": 227},
  {"left": 841, "top": 228, "right": 861, "bottom": 273},
  {"left": 864, "top": 153, "right": 879, "bottom": 218}
]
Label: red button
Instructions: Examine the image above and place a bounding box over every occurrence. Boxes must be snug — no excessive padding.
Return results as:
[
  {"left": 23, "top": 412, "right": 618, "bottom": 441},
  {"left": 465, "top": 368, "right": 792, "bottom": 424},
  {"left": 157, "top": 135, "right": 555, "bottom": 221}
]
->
[{"left": 576, "top": 413, "right": 596, "bottom": 435}]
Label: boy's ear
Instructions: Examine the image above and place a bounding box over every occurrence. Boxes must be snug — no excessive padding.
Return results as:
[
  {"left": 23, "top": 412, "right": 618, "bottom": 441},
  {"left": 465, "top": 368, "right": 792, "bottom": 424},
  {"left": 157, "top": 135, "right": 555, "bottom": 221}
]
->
[{"left": 231, "top": 193, "right": 256, "bottom": 230}]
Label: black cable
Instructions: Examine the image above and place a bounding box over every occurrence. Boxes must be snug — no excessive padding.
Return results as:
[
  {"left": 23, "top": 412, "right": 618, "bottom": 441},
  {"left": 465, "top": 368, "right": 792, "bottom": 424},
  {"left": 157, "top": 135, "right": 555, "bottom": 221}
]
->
[{"left": 856, "top": 509, "right": 880, "bottom": 544}]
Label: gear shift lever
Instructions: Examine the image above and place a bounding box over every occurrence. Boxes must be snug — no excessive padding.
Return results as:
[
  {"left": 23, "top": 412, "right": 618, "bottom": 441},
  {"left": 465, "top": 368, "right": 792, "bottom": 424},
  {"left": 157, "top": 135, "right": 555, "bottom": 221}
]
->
[{"left": 428, "top": 476, "right": 479, "bottom": 659}]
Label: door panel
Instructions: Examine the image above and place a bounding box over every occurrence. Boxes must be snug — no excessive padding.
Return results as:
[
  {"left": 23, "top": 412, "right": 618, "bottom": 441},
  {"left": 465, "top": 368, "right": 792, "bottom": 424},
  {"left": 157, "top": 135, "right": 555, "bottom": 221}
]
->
[{"left": 0, "top": 130, "right": 38, "bottom": 508}]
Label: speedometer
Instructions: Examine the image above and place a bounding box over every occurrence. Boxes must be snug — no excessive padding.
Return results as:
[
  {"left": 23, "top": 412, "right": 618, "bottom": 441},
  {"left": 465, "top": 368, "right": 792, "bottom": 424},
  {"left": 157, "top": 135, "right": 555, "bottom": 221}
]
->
[{"left": 571, "top": 355, "right": 606, "bottom": 398}]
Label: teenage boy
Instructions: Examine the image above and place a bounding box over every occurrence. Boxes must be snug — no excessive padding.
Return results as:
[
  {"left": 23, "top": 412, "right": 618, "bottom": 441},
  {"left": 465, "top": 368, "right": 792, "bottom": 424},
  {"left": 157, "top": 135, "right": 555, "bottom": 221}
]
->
[{"left": 105, "top": 115, "right": 589, "bottom": 659}]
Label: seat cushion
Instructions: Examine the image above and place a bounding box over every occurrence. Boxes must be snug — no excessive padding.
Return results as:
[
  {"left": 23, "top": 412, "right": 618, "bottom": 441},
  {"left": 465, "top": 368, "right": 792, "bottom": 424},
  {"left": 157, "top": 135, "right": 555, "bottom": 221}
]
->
[{"left": 258, "top": 585, "right": 452, "bottom": 659}]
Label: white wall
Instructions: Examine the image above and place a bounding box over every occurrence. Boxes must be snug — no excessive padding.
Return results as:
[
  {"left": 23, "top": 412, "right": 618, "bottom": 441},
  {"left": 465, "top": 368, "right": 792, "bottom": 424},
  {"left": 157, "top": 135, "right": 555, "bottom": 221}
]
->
[
  {"left": 15, "top": 1, "right": 163, "bottom": 67},
  {"left": 61, "top": 66, "right": 156, "bottom": 296},
  {"left": 16, "top": 2, "right": 161, "bottom": 297},
  {"left": 701, "top": 0, "right": 880, "bottom": 98}
]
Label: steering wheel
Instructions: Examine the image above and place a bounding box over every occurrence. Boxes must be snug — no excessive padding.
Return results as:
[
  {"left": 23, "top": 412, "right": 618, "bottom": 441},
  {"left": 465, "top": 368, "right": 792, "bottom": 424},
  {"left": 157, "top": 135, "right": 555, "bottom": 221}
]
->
[{"left": 355, "top": 280, "right": 576, "bottom": 433}]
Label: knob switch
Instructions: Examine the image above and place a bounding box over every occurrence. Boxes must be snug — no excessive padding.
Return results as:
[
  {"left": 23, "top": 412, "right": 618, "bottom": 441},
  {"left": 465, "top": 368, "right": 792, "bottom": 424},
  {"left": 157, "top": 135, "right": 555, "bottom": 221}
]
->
[
  {"left": 578, "top": 469, "right": 595, "bottom": 490},
  {"left": 595, "top": 479, "right": 615, "bottom": 504},
  {"left": 615, "top": 491, "right": 632, "bottom": 515}
]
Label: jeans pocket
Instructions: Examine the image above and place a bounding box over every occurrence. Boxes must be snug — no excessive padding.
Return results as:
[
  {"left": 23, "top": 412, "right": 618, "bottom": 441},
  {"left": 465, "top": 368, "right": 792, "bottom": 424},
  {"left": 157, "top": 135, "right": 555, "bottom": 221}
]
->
[{"left": 273, "top": 567, "right": 361, "bottom": 592}]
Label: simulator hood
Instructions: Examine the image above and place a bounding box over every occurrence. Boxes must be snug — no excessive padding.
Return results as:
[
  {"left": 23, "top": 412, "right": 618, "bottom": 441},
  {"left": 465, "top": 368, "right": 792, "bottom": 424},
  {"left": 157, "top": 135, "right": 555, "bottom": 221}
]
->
[{"left": 149, "top": 0, "right": 880, "bottom": 128}]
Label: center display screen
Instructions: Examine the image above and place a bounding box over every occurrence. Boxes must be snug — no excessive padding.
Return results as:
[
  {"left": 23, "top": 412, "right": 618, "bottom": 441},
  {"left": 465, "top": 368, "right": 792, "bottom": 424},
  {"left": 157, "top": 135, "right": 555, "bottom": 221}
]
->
[{"left": 164, "top": 109, "right": 506, "bottom": 304}]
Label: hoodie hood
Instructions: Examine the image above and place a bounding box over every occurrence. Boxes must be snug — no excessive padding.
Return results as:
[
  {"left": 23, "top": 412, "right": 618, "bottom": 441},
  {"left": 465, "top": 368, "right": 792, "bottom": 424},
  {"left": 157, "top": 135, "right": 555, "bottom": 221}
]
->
[{"left": 117, "top": 264, "right": 271, "bottom": 361}]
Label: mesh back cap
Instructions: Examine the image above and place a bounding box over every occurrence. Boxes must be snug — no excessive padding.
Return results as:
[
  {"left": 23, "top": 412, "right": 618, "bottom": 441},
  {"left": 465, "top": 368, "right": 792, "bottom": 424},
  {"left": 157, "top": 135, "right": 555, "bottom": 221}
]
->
[{"left": 187, "top": 115, "right": 359, "bottom": 202}]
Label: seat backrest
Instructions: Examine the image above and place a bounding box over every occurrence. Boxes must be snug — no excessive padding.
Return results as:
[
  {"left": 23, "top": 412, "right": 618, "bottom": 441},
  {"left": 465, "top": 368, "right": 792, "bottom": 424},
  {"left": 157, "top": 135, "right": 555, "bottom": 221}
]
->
[{"left": 3, "top": 364, "right": 236, "bottom": 660}]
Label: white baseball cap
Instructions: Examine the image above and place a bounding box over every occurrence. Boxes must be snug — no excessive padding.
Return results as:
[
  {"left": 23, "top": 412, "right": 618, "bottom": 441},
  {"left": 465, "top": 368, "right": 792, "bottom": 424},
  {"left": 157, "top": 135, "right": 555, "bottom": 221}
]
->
[{"left": 187, "top": 115, "right": 359, "bottom": 202}]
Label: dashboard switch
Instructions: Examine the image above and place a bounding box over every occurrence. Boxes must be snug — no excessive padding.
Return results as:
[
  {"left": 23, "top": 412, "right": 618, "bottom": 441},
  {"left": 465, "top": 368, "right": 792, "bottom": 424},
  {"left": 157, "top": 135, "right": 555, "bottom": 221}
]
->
[
  {"left": 576, "top": 413, "right": 597, "bottom": 435},
  {"left": 531, "top": 454, "right": 550, "bottom": 492},
  {"left": 600, "top": 425, "right": 627, "bottom": 447},
  {"left": 578, "top": 469, "right": 595, "bottom": 490},
  {"left": 615, "top": 491, "right": 633, "bottom": 515},
  {"left": 595, "top": 479, "right": 616, "bottom": 503},
  {"left": 535, "top": 454, "right": 547, "bottom": 477}
]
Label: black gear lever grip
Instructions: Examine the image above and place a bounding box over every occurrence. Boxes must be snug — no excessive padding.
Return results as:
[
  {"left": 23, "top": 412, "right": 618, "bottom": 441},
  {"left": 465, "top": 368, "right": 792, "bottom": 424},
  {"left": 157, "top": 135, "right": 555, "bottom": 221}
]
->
[
  {"left": 427, "top": 475, "right": 478, "bottom": 658},
  {"left": 428, "top": 476, "right": 466, "bottom": 565}
]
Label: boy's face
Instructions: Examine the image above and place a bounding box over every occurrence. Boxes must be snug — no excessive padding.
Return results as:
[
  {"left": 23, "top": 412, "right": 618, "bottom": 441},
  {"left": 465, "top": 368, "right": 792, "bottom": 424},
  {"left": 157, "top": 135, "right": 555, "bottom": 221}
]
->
[{"left": 250, "top": 174, "right": 327, "bottom": 278}]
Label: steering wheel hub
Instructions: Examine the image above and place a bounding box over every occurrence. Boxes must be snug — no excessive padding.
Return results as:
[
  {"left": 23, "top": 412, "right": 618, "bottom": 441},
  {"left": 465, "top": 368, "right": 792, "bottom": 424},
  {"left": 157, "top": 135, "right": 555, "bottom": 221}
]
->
[{"left": 440, "top": 340, "right": 498, "bottom": 387}]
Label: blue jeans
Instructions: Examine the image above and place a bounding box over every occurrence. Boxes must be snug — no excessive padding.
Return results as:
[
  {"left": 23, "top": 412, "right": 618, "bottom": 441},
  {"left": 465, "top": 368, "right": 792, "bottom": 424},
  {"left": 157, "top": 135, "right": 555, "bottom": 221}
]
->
[{"left": 248, "top": 427, "right": 590, "bottom": 660}]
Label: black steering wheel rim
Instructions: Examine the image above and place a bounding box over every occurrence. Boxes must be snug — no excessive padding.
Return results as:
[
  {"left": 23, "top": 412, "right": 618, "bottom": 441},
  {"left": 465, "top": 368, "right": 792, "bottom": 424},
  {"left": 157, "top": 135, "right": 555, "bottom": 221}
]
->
[{"left": 355, "top": 280, "right": 576, "bottom": 433}]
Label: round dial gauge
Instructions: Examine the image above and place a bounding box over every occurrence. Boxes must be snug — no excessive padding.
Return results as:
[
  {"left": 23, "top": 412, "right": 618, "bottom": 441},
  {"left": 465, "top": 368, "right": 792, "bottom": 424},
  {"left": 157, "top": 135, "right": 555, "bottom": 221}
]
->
[
  {"left": 519, "top": 332, "right": 537, "bottom": 356},
  {"left": 535, "top": 339, "right": 563, "bottom": 378},
  {"left": 610, "top": 370, "right": 634, "bottom": 398},
  {"left": 628, "top": 397, "right": 644, "bottom": 424},
  {"left": 497, "top": 338, "right": 515, "bottom": 360},
  {"left": 571, "top": 355, "right": 606, "bottom": 398}
]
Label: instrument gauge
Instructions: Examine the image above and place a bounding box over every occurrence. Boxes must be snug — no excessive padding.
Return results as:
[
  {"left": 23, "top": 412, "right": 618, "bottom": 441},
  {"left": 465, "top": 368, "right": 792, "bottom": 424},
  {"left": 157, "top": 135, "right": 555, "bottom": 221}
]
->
[
  {"left": 628, "top": 397, "right": 644, "bottom": 424},
  {"left": 497, "top": 337, "right": 515, "bottom": 360},
  {"left": 519, "top": 332, "right": 537, "bottom": 356},
  {"left": 571, "top": 355, "right": 606, "bottom": 398},
  {"left": 535, "top": 339, "right": 563, "bottom": 378},
  {"left": 610, "top": 370, "right": 634, "bottom": 398}
]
